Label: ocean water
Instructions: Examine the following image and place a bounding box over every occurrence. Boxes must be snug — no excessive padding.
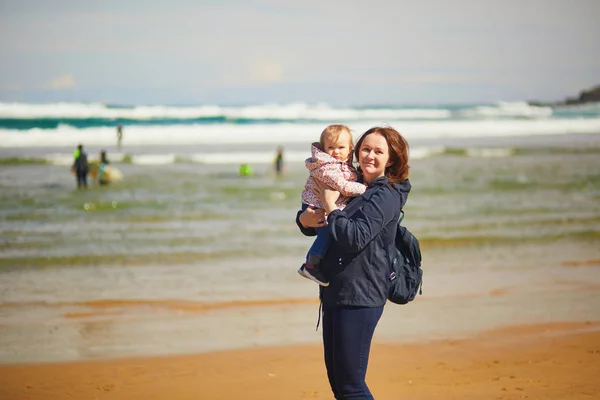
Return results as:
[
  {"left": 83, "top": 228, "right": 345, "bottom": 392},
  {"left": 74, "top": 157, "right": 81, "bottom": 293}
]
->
[
  {"left": 1, "top": 101, "right": 600, "bottom": 363},
  {"left": 1, "top": 101, "right": 600, "bottom": 165}
]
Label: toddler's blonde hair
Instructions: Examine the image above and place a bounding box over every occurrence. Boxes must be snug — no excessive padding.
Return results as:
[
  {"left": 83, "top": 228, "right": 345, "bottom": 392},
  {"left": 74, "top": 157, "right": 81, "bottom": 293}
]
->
[{"left": 319, "top": 124, "right": 353, "bottom": 151}]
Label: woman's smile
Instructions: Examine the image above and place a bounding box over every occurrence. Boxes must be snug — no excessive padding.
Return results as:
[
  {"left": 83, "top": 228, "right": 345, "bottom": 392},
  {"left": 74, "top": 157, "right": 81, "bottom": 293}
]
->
[{"left": 358, "top": 133, "right": 391, "bottom": 183}]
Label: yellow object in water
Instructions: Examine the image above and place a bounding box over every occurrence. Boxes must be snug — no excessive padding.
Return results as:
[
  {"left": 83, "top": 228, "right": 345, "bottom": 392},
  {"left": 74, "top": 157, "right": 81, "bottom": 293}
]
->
[
  {"left": 238, "top": 163, "right": 252, "bottom": 177},
  {"left": 88, "top": 160, "right": 124, "bottom": 183}
]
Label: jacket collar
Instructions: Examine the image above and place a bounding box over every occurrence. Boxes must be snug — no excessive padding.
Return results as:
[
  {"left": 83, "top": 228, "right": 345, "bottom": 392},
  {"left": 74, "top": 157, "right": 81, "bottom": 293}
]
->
[{"left": 368, "top": 176, "right": 412, "bottom": 196}]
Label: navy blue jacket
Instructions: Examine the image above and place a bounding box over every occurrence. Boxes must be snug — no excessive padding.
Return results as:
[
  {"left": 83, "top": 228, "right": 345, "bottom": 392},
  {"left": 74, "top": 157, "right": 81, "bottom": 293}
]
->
[{"left": 297, "top": 176, "right": 411, "bottom": 307}]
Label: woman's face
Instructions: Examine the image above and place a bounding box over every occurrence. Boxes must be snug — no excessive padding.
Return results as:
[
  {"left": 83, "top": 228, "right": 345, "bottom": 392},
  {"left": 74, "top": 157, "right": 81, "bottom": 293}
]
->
[{"left": 358, "top": 133, "right": 392, "bottom": 183}]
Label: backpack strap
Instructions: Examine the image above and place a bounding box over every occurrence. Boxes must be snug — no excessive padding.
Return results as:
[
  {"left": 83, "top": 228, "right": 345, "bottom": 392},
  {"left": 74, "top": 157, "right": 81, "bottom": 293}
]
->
[{"left": 388, "top": 210, "right": 405, "bottom": 282}]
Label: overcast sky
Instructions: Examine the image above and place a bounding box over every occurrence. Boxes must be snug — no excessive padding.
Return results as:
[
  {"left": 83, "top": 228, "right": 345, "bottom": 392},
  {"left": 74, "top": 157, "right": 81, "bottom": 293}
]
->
[{"left": 0, "top": 0, "right": 598, "bottom": 105}]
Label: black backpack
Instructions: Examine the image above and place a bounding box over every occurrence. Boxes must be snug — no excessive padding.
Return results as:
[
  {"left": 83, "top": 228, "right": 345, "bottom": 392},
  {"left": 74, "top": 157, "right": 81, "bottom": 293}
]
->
[{"left": 388, "top": 211, "right": 423, "bottom": 305}]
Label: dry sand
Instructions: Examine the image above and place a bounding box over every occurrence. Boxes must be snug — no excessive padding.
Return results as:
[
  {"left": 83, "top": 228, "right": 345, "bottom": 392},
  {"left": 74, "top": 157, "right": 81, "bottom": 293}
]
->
[{"left": 1, "top": 321, "right": 598, "bottom": 400}]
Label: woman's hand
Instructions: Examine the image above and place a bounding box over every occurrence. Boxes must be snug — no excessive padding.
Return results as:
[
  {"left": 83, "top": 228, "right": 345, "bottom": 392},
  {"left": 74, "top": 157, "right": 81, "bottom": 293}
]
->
[
  {"left": 299, "top": 205, "right": 327, "bottom": 228},
  {"left": 313, "top": 180, "right": 341, "bottom": 214}
]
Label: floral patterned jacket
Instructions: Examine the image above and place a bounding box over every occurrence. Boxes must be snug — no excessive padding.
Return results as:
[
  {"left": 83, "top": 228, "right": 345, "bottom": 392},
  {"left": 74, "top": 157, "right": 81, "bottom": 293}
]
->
[{"left": 301, "top": 143, "right": 366, "bottom": 209}]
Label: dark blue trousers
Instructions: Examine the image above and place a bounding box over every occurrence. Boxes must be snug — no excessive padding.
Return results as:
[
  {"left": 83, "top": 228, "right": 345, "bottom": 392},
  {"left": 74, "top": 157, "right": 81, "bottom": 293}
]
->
[
  {"left": 322, "top": 304, "right": 384, "bottom": 399},
  {"left": 76, "top": 169, "right": 88, "bottom": 189}
]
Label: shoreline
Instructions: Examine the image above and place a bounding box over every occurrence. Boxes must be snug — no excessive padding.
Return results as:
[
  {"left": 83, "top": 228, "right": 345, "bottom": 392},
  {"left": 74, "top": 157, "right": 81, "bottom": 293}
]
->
[
  {"left": 2, "top": 244, "right": 600, "bottom": 365},
  {"left": 1, "top": 321, "right": 599, "bottom": 399}
]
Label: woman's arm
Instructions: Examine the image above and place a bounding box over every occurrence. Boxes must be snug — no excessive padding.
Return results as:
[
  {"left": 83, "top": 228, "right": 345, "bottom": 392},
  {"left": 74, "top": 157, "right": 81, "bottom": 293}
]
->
[
  {"left": 295, "top": 205, "right": 327, "bottom": 236},
  {"left": 327, "top": 187, "right": 399, "bottom": 254}
]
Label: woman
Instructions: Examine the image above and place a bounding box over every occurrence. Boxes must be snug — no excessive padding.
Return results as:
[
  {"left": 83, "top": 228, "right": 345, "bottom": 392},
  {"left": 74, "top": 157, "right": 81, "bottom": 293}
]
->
[{"left": 296, "top": 126, "right": 411, "bottom": 399}]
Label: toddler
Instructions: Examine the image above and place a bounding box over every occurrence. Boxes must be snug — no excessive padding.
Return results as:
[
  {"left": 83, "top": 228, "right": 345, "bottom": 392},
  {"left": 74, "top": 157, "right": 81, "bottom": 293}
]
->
[{"left": 298, "top": 124, "right": 366, "bottom": 286}]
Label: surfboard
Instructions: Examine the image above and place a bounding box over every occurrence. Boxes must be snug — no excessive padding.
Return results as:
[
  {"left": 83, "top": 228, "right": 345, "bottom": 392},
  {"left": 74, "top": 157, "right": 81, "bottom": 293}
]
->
[{"left": 88, "top": 161, "right": 123, "bottom": 183}]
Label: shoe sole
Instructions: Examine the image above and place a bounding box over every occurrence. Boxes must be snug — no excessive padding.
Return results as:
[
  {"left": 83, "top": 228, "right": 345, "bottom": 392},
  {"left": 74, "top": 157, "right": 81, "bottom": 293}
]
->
[
  {"left": 297, "top": 267, "right": 311, "bottom": 280},
  {"left": 301, "top": 268, "right": 330, "bottom": 287}
]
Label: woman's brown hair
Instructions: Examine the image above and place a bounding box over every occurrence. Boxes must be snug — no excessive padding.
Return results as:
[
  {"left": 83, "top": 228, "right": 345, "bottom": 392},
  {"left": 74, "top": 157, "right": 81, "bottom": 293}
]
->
[{"left": 354, "top": 126, "right": 410, "bottom": 185}]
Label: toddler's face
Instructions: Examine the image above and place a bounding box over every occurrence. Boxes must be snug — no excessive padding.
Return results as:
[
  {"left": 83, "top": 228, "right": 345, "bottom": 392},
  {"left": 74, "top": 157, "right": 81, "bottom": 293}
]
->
[{"left": 324, "top": 131, "right": 352, "bottom": 162}]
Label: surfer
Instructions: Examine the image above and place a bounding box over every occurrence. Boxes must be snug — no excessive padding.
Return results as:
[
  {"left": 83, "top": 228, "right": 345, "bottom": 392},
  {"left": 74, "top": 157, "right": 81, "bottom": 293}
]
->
[
  {"left": 117, "top": 125, "right": 123, "bottom": 150},
  {"left": 238, "top": 163, "right": 252, "bottom": 177},
  {"left": 72, "top": 144, "right": 89, "bottom": 189},
  {"left": 98, "top": 150, "right": 110, "bottom": 186},
  {"left": 274, "top": 146, "right": 284, "bottom": 176}
]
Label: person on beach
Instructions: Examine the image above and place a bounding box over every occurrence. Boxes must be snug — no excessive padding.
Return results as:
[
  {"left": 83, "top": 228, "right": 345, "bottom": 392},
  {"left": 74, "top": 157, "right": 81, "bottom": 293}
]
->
[
  {"left": 238, "top": 163, "right": 253, "bottom": 177},
  {"left": 274, "top": 146, "right": 284, "bottom": 176},
  {"left": 296, "top": 126, "right": 411, "bottom": 399},
  {"left": 298, "top": 124, "right": 367, "bottom": 286},
  {"left": 72, "top": 144, "right": 89, "bottom": 189},
  {"left": 116, "top": 125, "right": 123, "bottom": 149},
  {"left": 98, "top": 150, "right": 110, "bottom": 186}
]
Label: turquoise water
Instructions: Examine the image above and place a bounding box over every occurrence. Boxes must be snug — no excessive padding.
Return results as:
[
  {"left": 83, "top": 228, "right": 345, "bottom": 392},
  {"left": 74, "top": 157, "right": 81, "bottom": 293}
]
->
[{"left": 1, "top": 101, "right": 599, "bottom": 130}]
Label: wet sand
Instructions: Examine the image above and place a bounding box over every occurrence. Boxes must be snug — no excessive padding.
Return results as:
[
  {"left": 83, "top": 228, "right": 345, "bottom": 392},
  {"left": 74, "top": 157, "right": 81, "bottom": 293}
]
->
[{"left": 1, "top": 321, "right": 599, "bottom": 400}]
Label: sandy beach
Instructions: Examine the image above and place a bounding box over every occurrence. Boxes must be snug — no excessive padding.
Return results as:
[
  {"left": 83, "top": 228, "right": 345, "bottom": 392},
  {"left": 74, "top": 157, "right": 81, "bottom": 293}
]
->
[{"left": 1, "top": 321, "right": 598, "bottom": 400}]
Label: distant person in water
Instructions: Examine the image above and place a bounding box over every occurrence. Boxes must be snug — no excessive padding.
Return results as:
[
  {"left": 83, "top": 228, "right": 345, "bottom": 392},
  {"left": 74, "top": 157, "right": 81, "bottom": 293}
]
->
[
  {"left": 238, "top": 163, "right": 252, "bottom": 177},
  {"left": 98, "top": 150, "right": 110, "bottom": 186},
  {"left": 117, "top": 125, "right": 123, "bottom": 150},
  {"left": 274, "top": 146, "right": 284, "bottom": 176},
  {"left": 72, "top": 144, "right": 89, "bottom": 189}
]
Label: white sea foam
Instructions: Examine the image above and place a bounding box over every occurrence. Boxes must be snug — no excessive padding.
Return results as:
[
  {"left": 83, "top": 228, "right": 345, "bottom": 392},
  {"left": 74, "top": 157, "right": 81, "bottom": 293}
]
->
[
  {"left": 43, "top": 150, "right": 307, "bottom": 166},
  {"left": 466, "top": 148, "right": 514, "bottom": 157},
  {"left": 6, "top": 101, "right": 600, "bottom": 130},
  {"left": 410, "top": 146, "right": 445, "bottom": 159},
  {"left": 2, "top": 118, "right": 599, "bottom": 149},
  {"left": 42, "top": 147, "right": 518, "bottom": 167},
  {"left": 131, "top": 154, "right": 176, "bottom": 165},
  {"left": 44, "top": 153, "right": 75, "bottom": 166},
  {"left": 455, "top": 101, "right": 553, "bottom": 119},
  {"left": 0, "top": 102, "right": 451, "bottom": 121},
  {"left": 190, "top": 151, "right": 308, "bottom": 165}
]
